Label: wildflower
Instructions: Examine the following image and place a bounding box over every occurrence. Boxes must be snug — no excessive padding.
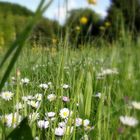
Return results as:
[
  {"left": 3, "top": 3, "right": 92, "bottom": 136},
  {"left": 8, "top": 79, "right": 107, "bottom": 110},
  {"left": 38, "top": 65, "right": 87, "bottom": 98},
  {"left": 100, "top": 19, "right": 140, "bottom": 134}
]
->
[
  {"left": 88, "top": 0, "right": 96, "bottom": 5},
  {"left": 81, "top": 134, "right": 89, "bottom": 140},
  {"left": 62, "top": 84, "right": 70, "bottom": 89},
  {"left": 94, "top": 92, "right": 102, "bottom": 98},
  {"left": 48, "top": 82, "right": 52, "bottom": 85},
  {"left": 84, "top": 125, "right": 94, "bottom": 131},
  {"left": 22, "top": 95, "right": 34, "bottom": 102},
  {"left": 55, "top": 127, "right": 65, "bottom": 136},
  {"left": 83, "top": 119, "right": 90, "bottom": 127},
  {"left": 1, "top": 113, "right": 22, "bottom": 128},
  {"left": 34, "top": 136, "right": 39, "bottom": 140},
  {"left": 21, "top": 78, "right": 30, "bottom": 84},
  {"left": 119, "top": 116, "right": 138, "bottom": 127},
  {"left": 76, "top": 103, "right": 79, "bottom": 106},
  {"left": 58, "top": 121, "right": 66, "bottom": 128},
  {"left": 60, "top": 108, "right": 70, "bottom": 119},
  {"left": 47, "top": 94, "right": 56, "bottom": 102},
  {"left": 35, "top": 93, "right": 42, "bottom": 101},
  {"left": 75, "top": 118, "right": 83, "bottom": 127},
  {"left": 131, "top": 101, "right": 140, "bottom": 110},
  {"left": 46, "top": 112, "right": 56, "bottom": 118},
  {"left": 11, "top": 76, "right": 16, "bottom": 82},
  {"left": 80, "top": 16, "right": 88, "bottom": 25},
  {"left": 75, "top": 26, "right": 80, "bottom": 31},
  {"left": 97, "top": 68, "right": 118, "bottom": 77},
  {"left": 51, "top": 117, "right": 56, "bottom": 121},
  {"left": 39, "top": 83, "right": 48, "bottom": 89},
  {"left": 37, "top": 120, "right": 49, "bottom": 129},
  {"left": 0, "top": 91, "right": 14, "bottom": 101},
  {"left": 15, "top": 102, "right": 24, "bottom": 110},
  {"left": 62, "top": 96, "right": 70, "bottom": 102},
  {"left": 28, "top": 100, "right": 40, "bottom": 109}
]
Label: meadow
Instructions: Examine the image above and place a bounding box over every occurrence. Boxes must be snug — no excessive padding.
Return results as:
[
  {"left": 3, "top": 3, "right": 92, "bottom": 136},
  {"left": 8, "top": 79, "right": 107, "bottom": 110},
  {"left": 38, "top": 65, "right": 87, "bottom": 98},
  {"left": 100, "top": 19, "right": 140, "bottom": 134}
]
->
[
  {"left": 0, "top": 39, "right": 140, "bottom": 139},
  {"left": 0, "top": 0, "right": 140, "bottom": 140}
]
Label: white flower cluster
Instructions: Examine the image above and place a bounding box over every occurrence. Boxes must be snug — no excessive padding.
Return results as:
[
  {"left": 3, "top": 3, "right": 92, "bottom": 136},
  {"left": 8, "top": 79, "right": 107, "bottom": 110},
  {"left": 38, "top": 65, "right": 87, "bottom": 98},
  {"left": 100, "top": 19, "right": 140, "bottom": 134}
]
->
[{"left": 22, "top": 93, "right": 42, "bottom": 109}]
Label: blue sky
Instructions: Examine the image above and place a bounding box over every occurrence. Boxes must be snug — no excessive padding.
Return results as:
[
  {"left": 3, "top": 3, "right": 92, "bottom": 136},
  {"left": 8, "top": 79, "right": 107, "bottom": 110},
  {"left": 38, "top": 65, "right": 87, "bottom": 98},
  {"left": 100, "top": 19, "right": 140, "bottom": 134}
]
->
[{"left": 0, "top": 0, "right": 111, "bottom": 24}]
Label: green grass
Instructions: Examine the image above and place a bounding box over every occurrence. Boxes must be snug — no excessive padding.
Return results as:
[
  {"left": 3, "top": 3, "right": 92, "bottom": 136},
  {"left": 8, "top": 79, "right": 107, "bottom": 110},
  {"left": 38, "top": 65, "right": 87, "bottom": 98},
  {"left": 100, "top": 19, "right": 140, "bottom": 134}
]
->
[{"left": 0, "top": 41, "right": 140, "bottom": 139}]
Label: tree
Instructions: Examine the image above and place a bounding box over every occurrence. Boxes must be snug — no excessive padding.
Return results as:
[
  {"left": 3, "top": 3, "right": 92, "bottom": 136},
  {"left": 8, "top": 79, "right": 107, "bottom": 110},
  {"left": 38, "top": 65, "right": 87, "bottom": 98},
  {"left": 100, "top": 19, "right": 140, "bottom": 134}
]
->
[
  {"left": 65, "top": 8, "right": 102, "bottom": 46},
  {"left": 105, "top": 0, "right": 140, "bottom": 40}
]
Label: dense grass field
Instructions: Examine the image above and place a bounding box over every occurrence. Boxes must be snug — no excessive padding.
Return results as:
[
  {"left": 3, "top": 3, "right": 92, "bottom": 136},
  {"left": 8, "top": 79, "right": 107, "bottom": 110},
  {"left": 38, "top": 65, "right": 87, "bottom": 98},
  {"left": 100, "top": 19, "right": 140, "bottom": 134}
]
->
[{"left": 0, "top": 41, "right": 140, "bottom": 139}]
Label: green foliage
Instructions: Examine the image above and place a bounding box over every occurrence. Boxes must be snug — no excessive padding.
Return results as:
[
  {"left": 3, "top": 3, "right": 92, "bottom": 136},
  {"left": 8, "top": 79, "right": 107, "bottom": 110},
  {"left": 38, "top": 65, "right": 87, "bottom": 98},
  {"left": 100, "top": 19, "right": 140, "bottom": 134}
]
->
[
  {"left": 65, "top": 8, "right": 102, "bottom": 46},
  {"left": 0, "top": 2, "right": 33, "bottom": 46},
  {"left": 105, "top": 0, "right": 140, "bottom": 40},
  {"left": 30, "top": 18, "right": 61, "bottom": 47},
  {"left": 6, "top": 118, "right": 33, "bottom": 140},
  {"left": 0, "top": 2, "right": 61, "bottom": 48},
  {"left": 0, "top": 2, "right": 33, "bottom": 16}
]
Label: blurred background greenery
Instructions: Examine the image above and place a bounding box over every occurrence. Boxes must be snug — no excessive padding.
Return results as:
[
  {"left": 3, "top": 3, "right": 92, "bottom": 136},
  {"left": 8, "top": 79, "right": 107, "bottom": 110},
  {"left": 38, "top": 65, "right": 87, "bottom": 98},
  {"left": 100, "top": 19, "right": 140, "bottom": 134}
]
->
[{"left": 0, "top": 0, "right": 140, "bottom": 48}]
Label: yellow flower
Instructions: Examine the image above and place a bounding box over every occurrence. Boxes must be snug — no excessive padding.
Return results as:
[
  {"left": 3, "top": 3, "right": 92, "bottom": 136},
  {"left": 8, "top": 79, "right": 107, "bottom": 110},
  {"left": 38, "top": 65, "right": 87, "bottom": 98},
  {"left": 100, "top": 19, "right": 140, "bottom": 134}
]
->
[
  {"left": 80, "top": 16, "right": 88, "bottom": 25},
  {"left": 88, "top": 0, "right": 97, "bottom": 5}
]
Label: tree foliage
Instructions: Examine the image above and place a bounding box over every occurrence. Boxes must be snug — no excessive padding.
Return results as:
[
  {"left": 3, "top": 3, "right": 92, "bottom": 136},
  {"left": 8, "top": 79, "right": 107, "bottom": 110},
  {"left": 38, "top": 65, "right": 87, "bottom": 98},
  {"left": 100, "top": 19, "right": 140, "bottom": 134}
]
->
[
  {"left": 0, "top": 2, "right": 61, "bottom": 47},
  {"left": 105, "top": 0, "right": 140, "bottom": 39},
  {"left": 65, "top": 8, "right": 102, "bottom": 46}
]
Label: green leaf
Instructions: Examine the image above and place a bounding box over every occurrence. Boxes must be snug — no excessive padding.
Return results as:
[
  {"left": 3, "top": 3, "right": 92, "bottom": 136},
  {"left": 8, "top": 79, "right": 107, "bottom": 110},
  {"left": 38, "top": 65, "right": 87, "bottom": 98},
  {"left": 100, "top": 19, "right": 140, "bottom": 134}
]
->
[
  {"left": 84, "top": 72, "right": 93, "bottom": 118},
  {"left": 6, "top": 117, "right": 33, "bottom": 140}
]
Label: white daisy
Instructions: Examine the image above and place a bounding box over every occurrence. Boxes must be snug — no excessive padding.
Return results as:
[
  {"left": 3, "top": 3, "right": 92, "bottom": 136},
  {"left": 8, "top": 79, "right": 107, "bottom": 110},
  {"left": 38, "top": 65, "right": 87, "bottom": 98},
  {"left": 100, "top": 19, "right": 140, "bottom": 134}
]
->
[
  {"left": 37, "top": 120, "right": 49, "bottom": 129},
  {"left": 21, "top": 78, "right": 30, "bottom": 84},
  {"left": 28, "top": 100, "right": 40, "bottom": 109},
  {"left": 75, "top": 118, "right": 82, "bottom": 127},
  {"left": 15, "top": 102, "right": 24, "bottom": 110},
  {"left": 83, "top": 119, "right": 90, "bottom": 127},
  {"left": 0, "top": 91, "right": 14, "bottom": 101},
  {"left": 62, "top": 84, "right": 70, "bottom": 89},
  {"left": 131, "top": 101, "right": 140, "bottom": 110},
  {"left": 34, "top": 136, "right": 39, "bottom": 140},
  {"left": 120, "top": 116, "right": 138, "bottom": 127},
  {"left": 55, "top": 127, "right": 65, "bottom": 136},
  {"left": 22, "top": 95, "right": 34, "bottom": 102},
  {"left": 39, "top": 83, "right": 48, "bottom": 90},
  {"left": 1, "top": 113, "right": 22, "bottom": 128},
  {"left": 58, "top": 121, "right": 66, "bottom": 128},
  {"left": 47, "top": 94, "right": 56, "bottom": 102},
  {"left": 35, "top": 93, "right": 42, "bottom": 101},
  {"left": 94, "top": 92, "right": 102, "bottom": 98},
  {"left": 59, "top": 108, "right": 70, "bottom": 119},
  {"left": 48, "top": 82, "right": 52, "bottom": 85},
  {"left": 46, "top": 112, "right": 56, "bottom": 118}
]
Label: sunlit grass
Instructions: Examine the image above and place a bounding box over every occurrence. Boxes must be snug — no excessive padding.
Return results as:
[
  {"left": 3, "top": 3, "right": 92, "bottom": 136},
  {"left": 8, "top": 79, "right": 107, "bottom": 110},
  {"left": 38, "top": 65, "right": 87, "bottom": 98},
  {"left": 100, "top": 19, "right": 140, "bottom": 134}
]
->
[{"left": 0, "top": 42, "right": 140, "bottom": 139}]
